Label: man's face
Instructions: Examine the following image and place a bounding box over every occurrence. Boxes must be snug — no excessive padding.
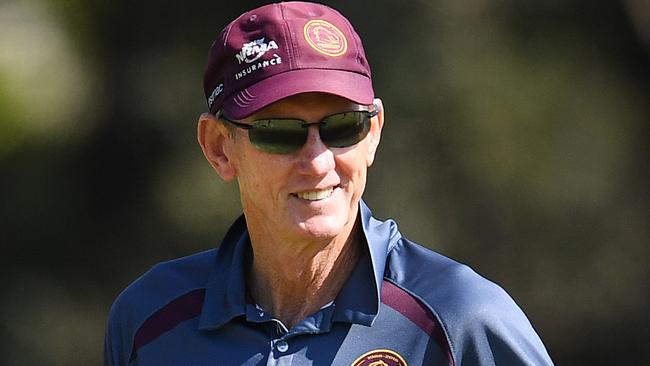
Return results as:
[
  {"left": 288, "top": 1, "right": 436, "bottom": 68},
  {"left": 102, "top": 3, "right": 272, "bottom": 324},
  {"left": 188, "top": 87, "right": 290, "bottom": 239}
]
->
[{"left": 221, "top": 92, "right": 383, "bottom": 244}]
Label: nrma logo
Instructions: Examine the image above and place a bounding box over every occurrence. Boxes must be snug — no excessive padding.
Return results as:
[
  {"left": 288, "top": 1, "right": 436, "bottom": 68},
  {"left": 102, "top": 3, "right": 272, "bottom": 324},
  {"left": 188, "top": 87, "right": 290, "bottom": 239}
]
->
[{"left": 235, "top": 38, "right": 279, "bottom": 64}]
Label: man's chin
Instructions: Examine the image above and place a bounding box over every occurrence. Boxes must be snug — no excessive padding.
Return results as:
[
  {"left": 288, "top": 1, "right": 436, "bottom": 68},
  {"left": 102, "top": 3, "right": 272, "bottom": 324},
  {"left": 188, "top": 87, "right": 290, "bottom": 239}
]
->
[{"left": 293, "top": 215, "right": 350, "bottom": 241}]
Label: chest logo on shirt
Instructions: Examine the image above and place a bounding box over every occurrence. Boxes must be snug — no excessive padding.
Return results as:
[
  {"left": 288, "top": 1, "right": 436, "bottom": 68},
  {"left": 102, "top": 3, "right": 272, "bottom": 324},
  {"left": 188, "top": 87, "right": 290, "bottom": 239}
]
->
[{"left": 351, "top": 349, "right": 408, "bottom": 366}]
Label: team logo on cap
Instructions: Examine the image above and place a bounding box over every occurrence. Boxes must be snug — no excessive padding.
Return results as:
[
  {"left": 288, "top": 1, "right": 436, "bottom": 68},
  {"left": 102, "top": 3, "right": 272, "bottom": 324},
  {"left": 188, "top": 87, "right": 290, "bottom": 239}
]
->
[
  {"left": 233, "top": 37, "right": 283, "bottom": 80},
  {"left": 351, "top": 349, "right": 408, "bottom": 366},
  {"left": 303, "top": 19, "right": 348, "bottom": 57},
  {"left": 235, "top": 37, "right": 279, "bottom": 64},
  {"left": 207, "top": 82, "right": 224, "bottom": 108}
]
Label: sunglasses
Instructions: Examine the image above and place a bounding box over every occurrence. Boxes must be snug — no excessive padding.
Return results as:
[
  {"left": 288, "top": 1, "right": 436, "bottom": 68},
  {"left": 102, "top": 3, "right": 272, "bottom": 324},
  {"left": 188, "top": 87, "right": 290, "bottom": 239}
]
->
[{"left": 218, "top": 107, "right": 378, "bottom": 154}]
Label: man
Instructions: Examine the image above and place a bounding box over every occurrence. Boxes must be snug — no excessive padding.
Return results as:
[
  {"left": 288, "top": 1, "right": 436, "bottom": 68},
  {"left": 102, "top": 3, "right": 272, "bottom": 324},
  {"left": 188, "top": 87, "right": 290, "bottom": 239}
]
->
[{"left": 105, "top": 2, "right": 553, "bottom": 365}]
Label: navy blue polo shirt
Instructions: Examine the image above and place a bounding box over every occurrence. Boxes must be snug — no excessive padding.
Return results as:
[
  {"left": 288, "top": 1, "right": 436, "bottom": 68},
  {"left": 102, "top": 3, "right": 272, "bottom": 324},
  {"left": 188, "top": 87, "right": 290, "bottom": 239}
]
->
[{"left": 105, "top": 200, "right": 553, "bottom": 365}]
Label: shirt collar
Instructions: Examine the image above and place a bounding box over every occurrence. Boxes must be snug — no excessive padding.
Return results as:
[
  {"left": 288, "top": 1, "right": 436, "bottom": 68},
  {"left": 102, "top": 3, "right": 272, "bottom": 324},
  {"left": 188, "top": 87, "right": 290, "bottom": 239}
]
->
[
  {"left": 198, "top": 215, "right": 249, "bottom": 331},
  {"left": 198, "top": 199, "right": 401, "bottom": 330}
]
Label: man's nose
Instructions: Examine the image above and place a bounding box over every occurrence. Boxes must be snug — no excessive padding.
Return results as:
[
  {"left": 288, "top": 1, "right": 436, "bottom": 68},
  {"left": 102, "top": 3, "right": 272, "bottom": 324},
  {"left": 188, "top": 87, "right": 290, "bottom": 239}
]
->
[{"left": 296, "top": 125, "right": 335, "bottom": 175}]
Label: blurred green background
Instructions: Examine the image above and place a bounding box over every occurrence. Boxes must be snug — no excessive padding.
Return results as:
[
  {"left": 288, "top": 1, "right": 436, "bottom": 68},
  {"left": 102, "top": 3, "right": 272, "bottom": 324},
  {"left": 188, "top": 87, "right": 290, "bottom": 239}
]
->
[{"left": 1, "top": 0, "right": 648, "bottom": 364}]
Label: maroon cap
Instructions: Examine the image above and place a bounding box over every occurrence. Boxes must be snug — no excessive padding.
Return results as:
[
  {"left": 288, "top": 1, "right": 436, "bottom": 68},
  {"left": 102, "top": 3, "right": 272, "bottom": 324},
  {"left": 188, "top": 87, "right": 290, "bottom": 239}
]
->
[{"left": 203, "top": 1, "right": 374, "bottom": 119}]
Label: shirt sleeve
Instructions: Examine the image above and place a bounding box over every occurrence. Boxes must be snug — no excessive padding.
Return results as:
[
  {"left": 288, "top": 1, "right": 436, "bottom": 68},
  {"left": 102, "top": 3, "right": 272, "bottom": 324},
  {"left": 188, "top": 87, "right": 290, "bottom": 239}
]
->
[
  {"left": 450, "top": 293, "right": 554, "bottom": 365},
  {"left": 384, "top": 237, "right": 553, "bottom": 365},
  {"left": 103, "top": 294, "right": 134, "bottom": 366},
  {"left": 439, "top": 266, "right": 554, "bottom": 365}
]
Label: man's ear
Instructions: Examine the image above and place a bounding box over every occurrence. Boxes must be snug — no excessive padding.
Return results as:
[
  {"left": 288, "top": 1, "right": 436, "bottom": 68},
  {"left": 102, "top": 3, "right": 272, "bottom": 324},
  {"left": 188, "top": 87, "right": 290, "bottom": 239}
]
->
[
  {"left": 197, "top": 113, "right": 236, "bottom": 181},
  {"left": 366, "top": 98, "right": 385, "bottom": 167}
]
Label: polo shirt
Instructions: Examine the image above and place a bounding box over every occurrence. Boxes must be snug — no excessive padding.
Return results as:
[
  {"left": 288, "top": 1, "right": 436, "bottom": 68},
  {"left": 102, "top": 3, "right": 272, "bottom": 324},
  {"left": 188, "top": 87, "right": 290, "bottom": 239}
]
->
[{"left": 104, "top": 200, "right": 553, "bottom": 365}]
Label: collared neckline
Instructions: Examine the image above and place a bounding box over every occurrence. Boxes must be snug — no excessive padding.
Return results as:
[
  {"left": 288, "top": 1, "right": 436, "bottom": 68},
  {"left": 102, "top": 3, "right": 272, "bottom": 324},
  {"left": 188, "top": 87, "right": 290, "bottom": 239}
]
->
[
  {"left": 198, "top": 215, "right": 249, "bottom": 330},
  {"left": 198, "top": 199, "right": 401, "bottom": 331}
]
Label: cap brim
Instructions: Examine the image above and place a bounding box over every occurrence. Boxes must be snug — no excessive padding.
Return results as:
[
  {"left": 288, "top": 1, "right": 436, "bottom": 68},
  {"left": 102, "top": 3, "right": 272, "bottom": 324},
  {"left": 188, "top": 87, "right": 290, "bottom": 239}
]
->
[{"left": 222, "top": 69, "right": 374, "bottom": 119}]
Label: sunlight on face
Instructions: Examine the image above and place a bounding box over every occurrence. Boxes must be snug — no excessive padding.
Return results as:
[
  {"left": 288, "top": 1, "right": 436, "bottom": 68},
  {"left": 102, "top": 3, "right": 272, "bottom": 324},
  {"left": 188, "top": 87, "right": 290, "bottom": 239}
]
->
[{"left": 229, "top": 93, "right": 381, "bottom": 244}]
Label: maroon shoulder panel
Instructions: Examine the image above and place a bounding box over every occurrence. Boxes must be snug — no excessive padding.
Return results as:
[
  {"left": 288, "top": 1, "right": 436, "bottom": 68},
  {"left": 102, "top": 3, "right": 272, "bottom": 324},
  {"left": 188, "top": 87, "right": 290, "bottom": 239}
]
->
[
  {"left": 381, "top": 280, "right": 455, "bottom": 366},
  {"left": 130, "top": 288, "right": 206, "bottom": 361}
]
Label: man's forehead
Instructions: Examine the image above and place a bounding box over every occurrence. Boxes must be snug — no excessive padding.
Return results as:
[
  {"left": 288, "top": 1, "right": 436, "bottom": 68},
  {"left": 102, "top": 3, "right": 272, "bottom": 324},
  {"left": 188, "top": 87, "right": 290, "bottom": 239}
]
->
[{"left": 245, "top": 92, "right": 360, "bottom": 120}]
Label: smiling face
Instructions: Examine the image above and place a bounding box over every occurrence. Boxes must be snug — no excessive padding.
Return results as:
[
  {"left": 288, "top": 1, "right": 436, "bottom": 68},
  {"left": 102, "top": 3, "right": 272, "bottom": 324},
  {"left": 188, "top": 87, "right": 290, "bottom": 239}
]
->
[{"left": 201, "top": 92, "right": 384, "bottom": 245}]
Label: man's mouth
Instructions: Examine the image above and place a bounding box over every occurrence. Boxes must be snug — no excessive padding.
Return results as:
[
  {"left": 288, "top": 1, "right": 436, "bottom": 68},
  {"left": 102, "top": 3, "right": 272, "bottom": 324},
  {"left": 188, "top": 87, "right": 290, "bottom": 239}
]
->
[{"left": 294, "top": 187, "right": 335, "bottom": 201}]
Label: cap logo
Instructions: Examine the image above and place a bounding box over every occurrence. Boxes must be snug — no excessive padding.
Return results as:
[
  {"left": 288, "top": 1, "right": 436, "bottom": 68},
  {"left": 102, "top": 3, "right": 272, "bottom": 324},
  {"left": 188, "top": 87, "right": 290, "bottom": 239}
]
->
[
  {"left": 207, "top": 82, "right": 224, "bottom": 108},
  {"left": 235, "top": 37, "right": 279, "bottom": 64},
  {"left": 303, "top": 19, "right": 348, "bottom": 57},
  {"left": 351, "top": 349, "right": 408, "bottom": 366}
]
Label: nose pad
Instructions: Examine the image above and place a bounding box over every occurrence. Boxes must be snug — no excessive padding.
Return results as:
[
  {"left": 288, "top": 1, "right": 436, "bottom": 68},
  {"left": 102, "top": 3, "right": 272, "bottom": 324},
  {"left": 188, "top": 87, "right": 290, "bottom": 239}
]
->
[{"left": 297, "top": 125, "right": 335, "bottom": 175}]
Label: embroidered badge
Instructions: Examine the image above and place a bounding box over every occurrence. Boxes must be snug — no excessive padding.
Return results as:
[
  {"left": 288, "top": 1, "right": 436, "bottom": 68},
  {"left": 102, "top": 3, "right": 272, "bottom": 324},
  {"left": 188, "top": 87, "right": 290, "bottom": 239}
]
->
[
  {"left": 303, "top": 19, "right": 348, "bottom": 56},
  {"left": 351, "top": 349, "right": 408, "bottom": 366}
]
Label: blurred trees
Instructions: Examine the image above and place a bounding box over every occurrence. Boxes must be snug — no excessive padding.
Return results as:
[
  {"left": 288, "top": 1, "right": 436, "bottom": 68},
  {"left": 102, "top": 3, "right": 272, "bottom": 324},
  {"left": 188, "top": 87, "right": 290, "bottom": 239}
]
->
[{"left": 1, "top": 0, "right": 647, "bottom": 364}]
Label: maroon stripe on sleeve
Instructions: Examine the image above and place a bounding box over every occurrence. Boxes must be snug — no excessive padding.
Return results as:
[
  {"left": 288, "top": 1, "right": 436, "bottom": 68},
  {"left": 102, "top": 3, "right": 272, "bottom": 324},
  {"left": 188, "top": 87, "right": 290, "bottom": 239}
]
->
[
  {"left": 129, "top": 288, "right": 206, "bottom": 361},
  {"left": 381, "top": 280, "right": 455, "bottom": 366}
]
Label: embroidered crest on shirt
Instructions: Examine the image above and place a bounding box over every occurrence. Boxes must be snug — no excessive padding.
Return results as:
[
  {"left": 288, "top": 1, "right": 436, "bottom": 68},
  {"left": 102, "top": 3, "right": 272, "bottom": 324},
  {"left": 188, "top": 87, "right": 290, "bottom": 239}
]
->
[{"left": 351, "top": 349, "right": 408, "bottom": 366}]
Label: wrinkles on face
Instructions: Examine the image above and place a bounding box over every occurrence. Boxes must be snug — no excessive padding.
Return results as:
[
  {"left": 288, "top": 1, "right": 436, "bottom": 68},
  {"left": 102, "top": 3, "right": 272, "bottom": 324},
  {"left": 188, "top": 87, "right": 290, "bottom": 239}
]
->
[{"left": 229, "top": 93, "right": 376, "bottom": 245}]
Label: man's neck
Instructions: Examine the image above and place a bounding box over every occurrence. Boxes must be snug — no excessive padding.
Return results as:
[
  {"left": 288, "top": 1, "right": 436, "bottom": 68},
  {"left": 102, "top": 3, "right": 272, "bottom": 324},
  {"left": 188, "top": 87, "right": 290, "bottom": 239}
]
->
[{"left": 246, "top": 224, "right": 362, "bottom": 329}]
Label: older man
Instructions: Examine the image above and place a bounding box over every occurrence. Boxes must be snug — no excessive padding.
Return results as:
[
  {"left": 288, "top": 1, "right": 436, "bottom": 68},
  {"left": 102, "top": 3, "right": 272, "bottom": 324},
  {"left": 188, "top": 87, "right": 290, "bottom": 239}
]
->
[{"left": 104, "top": 2, "right": 553, "bottom": 365}]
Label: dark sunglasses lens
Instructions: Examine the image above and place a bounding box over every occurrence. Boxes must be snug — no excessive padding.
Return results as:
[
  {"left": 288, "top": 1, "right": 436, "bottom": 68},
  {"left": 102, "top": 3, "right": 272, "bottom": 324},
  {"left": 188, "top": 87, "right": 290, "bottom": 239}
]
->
[
  {"left": 320, "top": 112, "right": 371, "bottom": 148},
  {"left": 248, "top": 119, "right": 307, "bottom": 154}
]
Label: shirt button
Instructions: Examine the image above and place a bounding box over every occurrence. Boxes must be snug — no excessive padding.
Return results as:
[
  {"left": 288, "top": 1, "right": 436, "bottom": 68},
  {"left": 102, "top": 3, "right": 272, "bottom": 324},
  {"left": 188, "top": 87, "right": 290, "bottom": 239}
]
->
[{"left": 276, "top": 340, "right": 289, "bottom": 353}]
